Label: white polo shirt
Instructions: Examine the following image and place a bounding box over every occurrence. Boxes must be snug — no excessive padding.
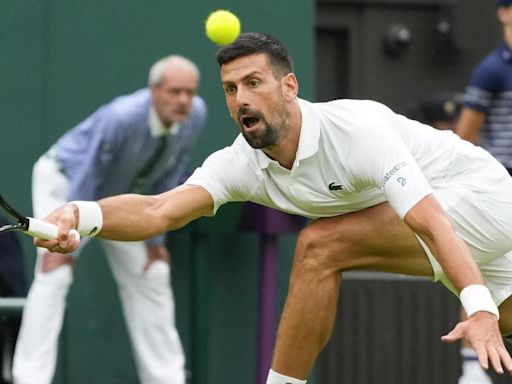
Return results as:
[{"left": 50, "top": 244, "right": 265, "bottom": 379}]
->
[{"left": 186, "top": 98, "right": 478, "bottom": 220}]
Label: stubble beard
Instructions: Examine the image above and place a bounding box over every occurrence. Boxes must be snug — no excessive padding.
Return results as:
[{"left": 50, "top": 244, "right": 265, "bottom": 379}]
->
[
  {"left": 241, "top": 100, "right": 288, "bottom": 150},
  {"left": 243, "top": 120, "right": 280, "bottom": 149}
]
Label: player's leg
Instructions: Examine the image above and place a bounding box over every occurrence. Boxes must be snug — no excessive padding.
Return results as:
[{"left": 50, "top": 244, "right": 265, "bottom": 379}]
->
[
  {"left": 102, "top": 240, "right": 185, "bottom": 384},
  {"left": 13, "top": 155, "right": 75, "bottom": 384},
  {"left": 270, "top": 202, "right": 433, "bottom": 381}
]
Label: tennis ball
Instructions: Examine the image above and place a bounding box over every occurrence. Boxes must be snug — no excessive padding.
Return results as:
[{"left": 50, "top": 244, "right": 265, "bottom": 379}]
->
[{"left": 205, "top": 10, "right": 241, "bottom": 46}]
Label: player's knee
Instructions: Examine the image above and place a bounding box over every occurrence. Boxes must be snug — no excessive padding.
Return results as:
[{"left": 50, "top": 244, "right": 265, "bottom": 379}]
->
[{"left": 295, "top": 222, "right": 353, "bottom": 273}]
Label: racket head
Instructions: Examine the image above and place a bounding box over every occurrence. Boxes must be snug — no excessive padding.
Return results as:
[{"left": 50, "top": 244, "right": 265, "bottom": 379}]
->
[
  {"left": 0, "top": 222, "right": 27, "bottom": 233},
  {"left": 0, "top": 194, "right": 29, "bottom": 233},
  {"left": 0, "top": 194, "right": 25, "bottom": 221}
]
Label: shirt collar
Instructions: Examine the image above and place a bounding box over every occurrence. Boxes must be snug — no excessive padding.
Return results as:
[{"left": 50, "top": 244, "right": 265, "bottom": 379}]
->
[
  {"left": 500, "top": 41, "right": 512, "bottom": 63},
  {"left": 251, "top": 98, "right": 321, "bottom": 170},
  {"left": 148, "top": 106, "right": 180, "bottom": 138}
]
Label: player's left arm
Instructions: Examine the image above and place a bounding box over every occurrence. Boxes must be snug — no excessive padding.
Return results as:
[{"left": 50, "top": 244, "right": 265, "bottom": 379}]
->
[
  {"left": 404, "top": 194, "right": 483, "bottom": 290},
  {"left": 404, "top": 195, "right": 512, "bottom": 374}
]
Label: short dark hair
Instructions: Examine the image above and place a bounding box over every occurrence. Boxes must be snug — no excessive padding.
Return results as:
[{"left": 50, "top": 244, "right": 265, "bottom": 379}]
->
[{"left": 216, "top": 32, "right": 294, "bottom": 77}]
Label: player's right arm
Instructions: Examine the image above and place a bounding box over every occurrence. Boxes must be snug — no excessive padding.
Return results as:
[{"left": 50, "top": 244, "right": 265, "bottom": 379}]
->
[
  {"left": 455, "top": 107, "right": 486, "bottom": 145},
  {"left": 34, "top": 184, "right": 213, "bottom": 253}
]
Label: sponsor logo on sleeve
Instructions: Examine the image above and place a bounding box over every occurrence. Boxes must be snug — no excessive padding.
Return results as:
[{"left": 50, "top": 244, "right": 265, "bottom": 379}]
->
[
  {"left": 397, "top": 177, "right": 407, "bottom": 186},
  {"left": 381, "top": 161, "right": 407, "bottom": 188}
]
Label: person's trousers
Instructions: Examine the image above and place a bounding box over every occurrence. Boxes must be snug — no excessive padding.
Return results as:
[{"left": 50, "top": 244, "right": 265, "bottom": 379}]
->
[{"left": 12, "top": 155, "right": 185, "bottom": 384}]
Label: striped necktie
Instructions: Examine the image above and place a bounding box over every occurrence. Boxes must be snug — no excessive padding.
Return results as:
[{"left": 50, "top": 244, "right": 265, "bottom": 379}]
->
[{"left": 132, "top": 136, "right": 167, "bottom": 194}]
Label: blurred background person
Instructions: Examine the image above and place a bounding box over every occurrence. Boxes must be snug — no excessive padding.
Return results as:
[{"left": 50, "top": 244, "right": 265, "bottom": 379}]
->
[
  {"left": 418, "top": 92, "right": 462, "bottom": 132},
  {"left": 12, "top": 55, "right": 207, "bottom": 384},
  {"left": 0, "top": 214, "right": 26, "bottom": 384}
]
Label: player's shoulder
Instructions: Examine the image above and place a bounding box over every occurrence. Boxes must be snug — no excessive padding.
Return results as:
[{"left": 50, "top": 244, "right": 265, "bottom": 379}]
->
[
  {"left": 315, "top": 98, "right": 391, "bottom": 117},
  {"left": 199, "top": 136, "right": 262, "bottom": 182},
  {"left": 313, "top": 98, "right": 394, "bottom": 132},
  {"left": 204, "top": 135, "right": 252, "bottom": 165}
]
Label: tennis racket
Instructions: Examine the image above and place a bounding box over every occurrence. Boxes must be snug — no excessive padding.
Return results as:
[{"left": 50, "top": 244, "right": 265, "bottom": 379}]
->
[{"left": 0, "top": 194, "right": 78, "bottom": 240}]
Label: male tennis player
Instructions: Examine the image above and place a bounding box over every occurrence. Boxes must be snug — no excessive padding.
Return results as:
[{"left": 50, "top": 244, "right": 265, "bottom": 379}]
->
[
  {"left": 35, "top": 33, "right": 512, "bottom": 384},
  {"left": 14, "top": 55, "right": 206, "bottom": 384}
]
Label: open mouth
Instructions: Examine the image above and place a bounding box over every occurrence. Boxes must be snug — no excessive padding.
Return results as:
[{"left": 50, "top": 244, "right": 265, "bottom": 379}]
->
[{"left": 241, "top": 115, "right": 261, "bottom": 130}]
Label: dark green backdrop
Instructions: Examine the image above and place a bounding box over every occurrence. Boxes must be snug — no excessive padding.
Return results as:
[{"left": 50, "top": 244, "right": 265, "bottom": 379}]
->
[{"left": 0, "top": 1, "right": 314, "bottom": 383}]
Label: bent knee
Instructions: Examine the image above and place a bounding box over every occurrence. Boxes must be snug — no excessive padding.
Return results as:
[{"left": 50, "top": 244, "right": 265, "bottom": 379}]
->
[{"left": 295, "top": 221, "right": 358, "bottom": 273}]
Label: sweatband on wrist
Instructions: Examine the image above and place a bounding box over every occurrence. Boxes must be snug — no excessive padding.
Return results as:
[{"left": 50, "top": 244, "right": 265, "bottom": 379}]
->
[
  {"left": 68, "top": 201, "right": 103, "bottom": 237},
  {"left": 267, "top": 369, "right": 307, "bottom": 384},
  {"left": 460, "top": 284, "right": 499, "bottom": 320}
]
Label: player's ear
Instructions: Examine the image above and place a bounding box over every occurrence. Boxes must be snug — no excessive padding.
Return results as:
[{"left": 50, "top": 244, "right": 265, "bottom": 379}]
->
[{"left": 282, "top": 73, "right": 298, "bottom": 101}]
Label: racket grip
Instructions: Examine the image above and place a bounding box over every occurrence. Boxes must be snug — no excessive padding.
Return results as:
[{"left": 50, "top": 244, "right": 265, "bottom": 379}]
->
[{"left": 25, "top": 218, "right": 80, "bottom": 241}]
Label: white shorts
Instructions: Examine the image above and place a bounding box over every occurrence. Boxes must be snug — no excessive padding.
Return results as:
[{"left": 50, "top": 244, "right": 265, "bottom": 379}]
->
[{"left": 420, "top": 146, "right": 512, "bottom": 306}]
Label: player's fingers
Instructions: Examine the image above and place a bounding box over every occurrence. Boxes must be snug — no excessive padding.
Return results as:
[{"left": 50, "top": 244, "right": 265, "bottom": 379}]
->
[
  {"left": 488, "top": 343, "right": 504, "bottom": 374},
  {"left": 498, "top": 344, "right": 512, "bottom": 374},
  {"left": 57, "top": 224, "right": 71, "bottom": 249},
  {"left": 68, "top": 229, "right": 81, "bottom": 252},
  {"left": 441, "top": 324, "right": 464, "bottom": 343},
  {"left": 473, "top": 343, "right": 489, "bottom": 370},
  {"left": 34, "top": 238, "right": 59, "bottom": 249}
]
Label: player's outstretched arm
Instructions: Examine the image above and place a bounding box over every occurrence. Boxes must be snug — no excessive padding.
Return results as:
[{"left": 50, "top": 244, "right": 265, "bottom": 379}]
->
[
  {"left": 404, "top": 194, "right": 512, "bottom": 375},
  {"left": 34, "top": 184, "right": 213, "bottom": 253}
]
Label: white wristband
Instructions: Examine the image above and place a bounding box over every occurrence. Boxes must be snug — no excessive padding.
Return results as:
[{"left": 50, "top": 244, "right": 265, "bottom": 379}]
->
[
  {"left": 460, "top": 284, "right": 499, "bottom": 320},
  {"left": 69, "top": 201, "right": 103, "bottom": 238}
]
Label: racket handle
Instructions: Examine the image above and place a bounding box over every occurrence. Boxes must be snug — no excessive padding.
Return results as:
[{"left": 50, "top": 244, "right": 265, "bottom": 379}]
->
[{"left": 25, "top": 218, "right": 80, "bottom": 241}]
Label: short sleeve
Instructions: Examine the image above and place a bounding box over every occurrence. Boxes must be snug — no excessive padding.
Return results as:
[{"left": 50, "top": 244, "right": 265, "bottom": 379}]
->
[
  {"left": 185, "top": 147, "right": 259, "bottom": 215},
  {"left": 346, "top": 103, "right": 433, "bottom": 218}
]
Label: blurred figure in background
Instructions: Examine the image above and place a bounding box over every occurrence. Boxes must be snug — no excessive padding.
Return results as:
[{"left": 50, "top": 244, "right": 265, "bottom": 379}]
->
[
  {"left": 418, "top": 92, "right": 461, "bottom": 132},
  {"left": 0, "top": 214, "right": 26, "bottom": 384},
  {"left": 12, "top": 55, "right": 207, "bottom": 384},
  {"left": 457, "top": 0, "right": 512, "bottom": 173}
]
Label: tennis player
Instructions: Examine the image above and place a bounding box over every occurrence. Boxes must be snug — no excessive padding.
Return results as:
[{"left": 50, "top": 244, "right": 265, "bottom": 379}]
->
[
  {"left": 14, "top": 55, "right": 206, "bottom": 384},
  {"left": 35, "top": 33, "right": 512, "bottom": 384}
]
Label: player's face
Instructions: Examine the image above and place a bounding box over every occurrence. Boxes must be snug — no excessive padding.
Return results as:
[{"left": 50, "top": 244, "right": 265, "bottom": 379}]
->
[
  {"left": 220, "top": 53, "right": 290, "bottom": 149},
  {"left": 151, "top": 68, "right": 198, "bottom": 126}
]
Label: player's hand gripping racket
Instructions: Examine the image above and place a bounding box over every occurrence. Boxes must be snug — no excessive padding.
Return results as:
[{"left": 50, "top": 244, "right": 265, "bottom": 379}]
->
[{"left": 0, "top": 194, "right": 79, "bottom": 240}]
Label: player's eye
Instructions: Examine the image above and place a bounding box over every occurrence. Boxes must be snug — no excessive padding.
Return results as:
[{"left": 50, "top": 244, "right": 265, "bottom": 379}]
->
[
  {"left": 224, "top": 85, "right": 236, "bottom": 95},
  {"left": 249, "top": 79, "right": 260, "bottom": 88}
]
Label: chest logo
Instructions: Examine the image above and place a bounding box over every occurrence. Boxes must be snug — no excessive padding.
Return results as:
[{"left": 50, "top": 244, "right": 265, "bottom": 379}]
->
[
  {"left": 328, "top": 182, "right": 344, "bottom": 191},
  {"left": 397, "top": 177, "right": 407, "bottom": 186}
]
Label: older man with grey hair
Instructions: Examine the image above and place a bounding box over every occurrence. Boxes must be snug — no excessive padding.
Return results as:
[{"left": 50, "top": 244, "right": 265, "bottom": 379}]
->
[{"left": 13, "top": 54, "right": 207, "bottom": 384}]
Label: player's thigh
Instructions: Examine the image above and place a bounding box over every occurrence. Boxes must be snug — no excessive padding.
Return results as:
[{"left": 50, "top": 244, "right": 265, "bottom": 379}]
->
[{"left": 302, "top": 202, "right": 433, "bottom": 277}]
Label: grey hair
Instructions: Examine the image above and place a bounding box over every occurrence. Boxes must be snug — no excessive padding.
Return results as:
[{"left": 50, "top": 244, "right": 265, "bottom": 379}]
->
[{"left": 148, "top": 55, "right": 200, "bottom": 87}]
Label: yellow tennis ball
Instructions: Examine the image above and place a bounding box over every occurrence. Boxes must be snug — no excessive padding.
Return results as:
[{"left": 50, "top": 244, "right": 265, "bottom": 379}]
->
[{"left": 205, "top": 10, "right": 241, "bottom": 46}]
